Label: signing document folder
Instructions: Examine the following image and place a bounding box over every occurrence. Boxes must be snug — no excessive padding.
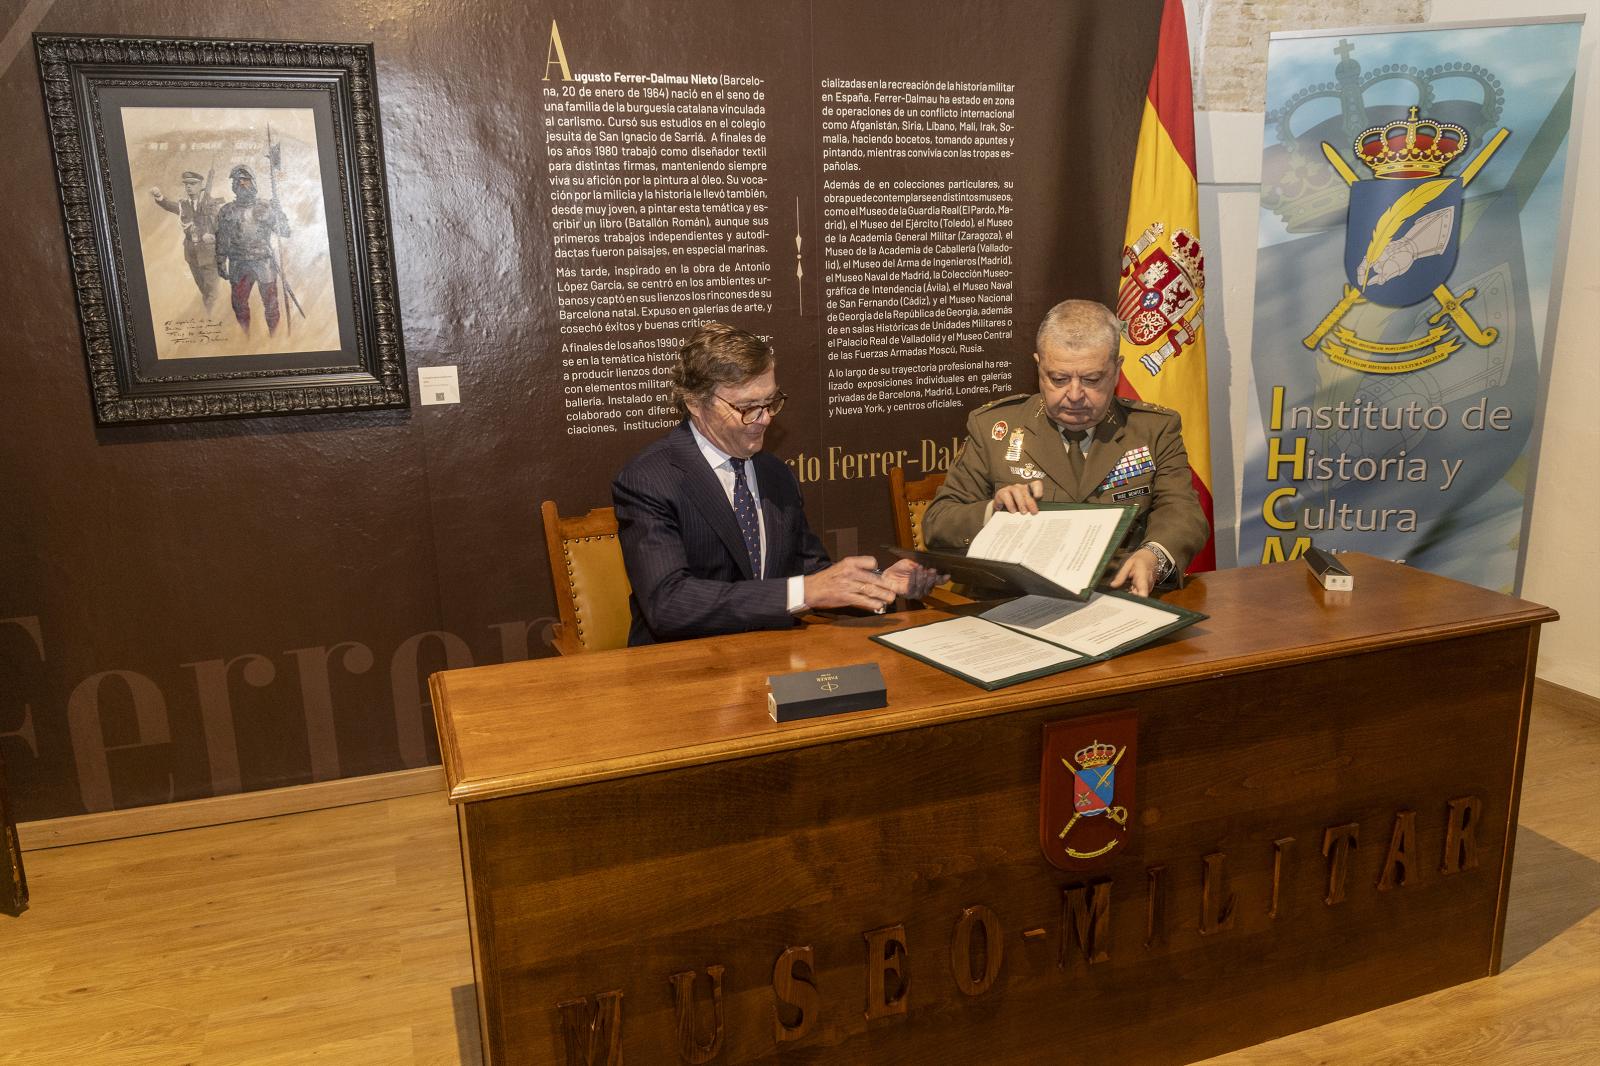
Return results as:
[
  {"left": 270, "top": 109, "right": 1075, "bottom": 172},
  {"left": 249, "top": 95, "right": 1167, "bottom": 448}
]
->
[
  {"left": 887, "top": 503, "right": 1135, "bottom": 600},
  {"left": 874, "top": 591, "right": 1206, "bottom": 690}
]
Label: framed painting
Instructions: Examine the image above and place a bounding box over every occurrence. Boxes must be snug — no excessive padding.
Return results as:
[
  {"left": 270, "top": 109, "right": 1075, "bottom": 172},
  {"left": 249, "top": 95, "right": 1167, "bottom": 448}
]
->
[{"left": 35, "top": 34, "right": 408, "bottom": 424}]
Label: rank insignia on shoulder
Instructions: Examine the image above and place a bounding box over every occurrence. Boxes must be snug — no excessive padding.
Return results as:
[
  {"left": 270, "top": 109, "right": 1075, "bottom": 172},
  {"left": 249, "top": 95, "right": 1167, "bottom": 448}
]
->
[
  {"left": 975, "top": 393, "right": 1028, "bottom": 415},
  {"left": 1005, "top": 428, "right": 1025, "bottom": 462},
  {"left": 1121, "top": 396, "right": 1173, "bottom": 416},
  {"left": 991, "top": 420, "right": 1009, "bottom": 441}
]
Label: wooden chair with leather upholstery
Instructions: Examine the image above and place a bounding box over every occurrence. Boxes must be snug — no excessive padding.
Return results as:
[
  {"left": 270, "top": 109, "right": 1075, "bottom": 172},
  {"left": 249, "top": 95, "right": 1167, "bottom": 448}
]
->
[
  {"left": 539, "top": 500, "right": 634, "bottom": 655},
  {"left": 887, "top": 467, "right": 946, "bottom": 551},
  {"left": 886, "top": 468, "right": 964, "bottom": 608}
]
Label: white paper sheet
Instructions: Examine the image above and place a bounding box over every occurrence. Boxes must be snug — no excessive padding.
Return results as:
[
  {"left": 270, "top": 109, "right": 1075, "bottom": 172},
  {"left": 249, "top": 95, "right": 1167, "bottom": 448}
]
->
[
  {"left": 968, "top": 508, "right": 1127, "bottom": 594},
  {"left": 878, "top": 615, "right": 1084, "bottom": 685},
  {"left": 982, "top": 593, "right": 1177, "bottom": 657}
]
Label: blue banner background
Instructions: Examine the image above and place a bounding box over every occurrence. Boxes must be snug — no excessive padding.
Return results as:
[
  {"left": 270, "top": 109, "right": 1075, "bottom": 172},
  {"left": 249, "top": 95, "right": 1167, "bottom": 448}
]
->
[{"left": 1241, "top": 20, "right": 1580, "bottom": 590}]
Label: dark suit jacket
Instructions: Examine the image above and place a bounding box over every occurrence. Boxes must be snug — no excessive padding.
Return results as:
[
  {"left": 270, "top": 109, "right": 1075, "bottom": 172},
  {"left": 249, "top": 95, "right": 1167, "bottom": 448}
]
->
[{"left": 613, "top": 421, "right": 831, "bottom": 646}]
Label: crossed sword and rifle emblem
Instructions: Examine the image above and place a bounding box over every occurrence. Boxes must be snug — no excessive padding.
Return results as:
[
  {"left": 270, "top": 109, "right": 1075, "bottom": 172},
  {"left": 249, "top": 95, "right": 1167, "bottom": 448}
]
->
[
  {"left": 1057, "top": 744, "right": 1128, "bottom": 860},
  {"left": 1302, "top": 129, "right": 1508, "bottom": 357}
]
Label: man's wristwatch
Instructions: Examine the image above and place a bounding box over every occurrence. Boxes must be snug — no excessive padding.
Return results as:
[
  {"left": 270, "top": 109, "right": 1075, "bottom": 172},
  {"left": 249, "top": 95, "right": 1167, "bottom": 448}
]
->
[{"left": 1141, "top": 541, "right": 1175, "bottom": 585}]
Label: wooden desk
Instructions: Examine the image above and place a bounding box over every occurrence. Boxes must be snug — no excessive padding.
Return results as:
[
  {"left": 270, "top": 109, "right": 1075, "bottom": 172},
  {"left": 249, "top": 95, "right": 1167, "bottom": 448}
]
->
[{"left": 432, "top": 556, "right": 1556, "bottom": 1065}]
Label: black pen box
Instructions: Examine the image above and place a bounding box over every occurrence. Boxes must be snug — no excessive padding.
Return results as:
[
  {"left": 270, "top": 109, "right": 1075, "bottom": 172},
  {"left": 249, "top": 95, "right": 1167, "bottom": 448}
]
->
[{"left": 768, "top": 663, "right": 887, "bottom": 722}]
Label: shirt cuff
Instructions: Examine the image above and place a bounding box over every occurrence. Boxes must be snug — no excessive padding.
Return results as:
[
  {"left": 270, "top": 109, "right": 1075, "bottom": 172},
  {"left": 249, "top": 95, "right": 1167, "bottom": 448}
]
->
[{"left": 787, "top": 574, "right": 806, "bottom": 613}]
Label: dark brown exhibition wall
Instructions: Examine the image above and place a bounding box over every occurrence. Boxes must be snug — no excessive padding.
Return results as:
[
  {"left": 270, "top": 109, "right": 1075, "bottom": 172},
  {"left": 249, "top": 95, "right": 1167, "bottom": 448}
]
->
[{"left": 0, "top": 0, "right": 1161, "bottom": 820}]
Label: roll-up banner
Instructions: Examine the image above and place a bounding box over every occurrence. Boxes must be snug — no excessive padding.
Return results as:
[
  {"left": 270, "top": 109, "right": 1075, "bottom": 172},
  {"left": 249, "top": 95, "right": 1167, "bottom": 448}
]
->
[{"left": 1240, "top": 17, "right": 1582, "bottom": 591}]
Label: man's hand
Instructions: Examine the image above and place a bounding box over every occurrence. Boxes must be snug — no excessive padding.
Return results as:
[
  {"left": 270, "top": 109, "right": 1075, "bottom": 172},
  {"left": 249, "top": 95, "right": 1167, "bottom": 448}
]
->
[
  {"left": 1109, "top": 548, "right": 1160, "bottom": 597},
  {"left": 880, "top": 558, "right": 948, "bottom": 600},
  {"left": 150, "top": 187, "right": 165, "bottom": 201},
  {"left": 993, "top": 480, "right": 1044, "bottom": 515},
  {"left": 803, "top": 556, "right": 897, "bottom": 611}
]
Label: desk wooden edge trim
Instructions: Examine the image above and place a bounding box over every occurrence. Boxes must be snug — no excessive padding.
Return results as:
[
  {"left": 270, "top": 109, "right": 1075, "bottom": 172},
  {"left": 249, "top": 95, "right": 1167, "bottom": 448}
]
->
[
  {"left": 455, "top": 803, "right": 499, "bottom": 1062},
  {"left": 429, "top": 673, "right": 468, "bottom": 798},
  {"left": 437, "top": 609, "right": 1557, "bottom": 805},
  {"left": 1491, "top": 624, "right": 1543, "bottom": 974}
]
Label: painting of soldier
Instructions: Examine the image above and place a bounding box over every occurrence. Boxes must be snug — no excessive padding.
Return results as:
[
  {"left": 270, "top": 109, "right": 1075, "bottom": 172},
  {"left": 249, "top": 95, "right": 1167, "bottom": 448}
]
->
[
  {"left": 214, "top": 164, "right": 291, "bottom": 335},
  {"left": 121, "top": 106, "right": 340, "bottom": 359},
  {"left": 149, "top": 169, "right": 222, "bottom": 310}
]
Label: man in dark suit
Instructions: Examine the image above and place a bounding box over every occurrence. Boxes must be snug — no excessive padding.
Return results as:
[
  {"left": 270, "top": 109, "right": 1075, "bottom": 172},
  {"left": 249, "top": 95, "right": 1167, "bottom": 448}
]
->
[{"left": 614, "top": 323, "right": 942, "bottom": 646}]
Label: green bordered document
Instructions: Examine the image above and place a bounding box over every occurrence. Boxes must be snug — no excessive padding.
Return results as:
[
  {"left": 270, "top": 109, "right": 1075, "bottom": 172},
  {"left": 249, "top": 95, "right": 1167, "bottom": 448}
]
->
[
  {"left": 886, "top": 502, "right": 1136, "bottom": 601},
  {"left": 872, "top": 590, "right": 1207, "bottom": 690}
]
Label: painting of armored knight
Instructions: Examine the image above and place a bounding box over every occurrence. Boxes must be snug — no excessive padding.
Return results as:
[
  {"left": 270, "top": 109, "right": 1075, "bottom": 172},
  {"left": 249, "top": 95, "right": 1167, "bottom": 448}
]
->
[{"left": 123, "top": 107, "right": 340, "bottom": 359}]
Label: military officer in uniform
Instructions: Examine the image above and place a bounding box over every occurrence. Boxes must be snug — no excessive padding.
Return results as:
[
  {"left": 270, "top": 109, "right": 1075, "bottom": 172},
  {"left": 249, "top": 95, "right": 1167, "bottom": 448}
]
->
[
  {"left": 150, "top": 170, "right": 222, "bottom": 309},
  {"left": 923, "top": 299, "right": 1209, "bottom": 597}
]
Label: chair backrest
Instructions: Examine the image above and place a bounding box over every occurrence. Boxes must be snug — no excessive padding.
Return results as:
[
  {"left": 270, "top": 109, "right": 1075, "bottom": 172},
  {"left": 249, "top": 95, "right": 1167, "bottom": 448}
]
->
[
  {"left": 887, "top": 468, "right": 946, "bottom": 551},
  {"left": 539, "top": 501, "right": 633, "bottom": 654}
]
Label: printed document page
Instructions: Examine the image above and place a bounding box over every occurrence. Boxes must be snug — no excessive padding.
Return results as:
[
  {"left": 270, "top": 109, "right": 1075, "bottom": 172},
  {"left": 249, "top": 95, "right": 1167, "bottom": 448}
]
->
[
  {"left": 878, "top": 616, "right": 1083, "bottom": 685},
  {"left": 983, "top": 593, "right": 1178, "bottom": 657},
  {"left": 968, "top": 509, "right": 1128, "bottom": 594}
]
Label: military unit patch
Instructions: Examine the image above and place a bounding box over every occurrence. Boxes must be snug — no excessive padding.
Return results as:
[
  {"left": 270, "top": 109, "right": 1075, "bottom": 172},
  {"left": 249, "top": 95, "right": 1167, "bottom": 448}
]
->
[
  {"left": 991, "top": 420, "right": 1008, "bottom": 441},
  {"left": 1099, "top": 445, "right": 1155, "bottom": 491},
  {"left": 1040, "top": 711, "right": 1137, "bottom": 869}
]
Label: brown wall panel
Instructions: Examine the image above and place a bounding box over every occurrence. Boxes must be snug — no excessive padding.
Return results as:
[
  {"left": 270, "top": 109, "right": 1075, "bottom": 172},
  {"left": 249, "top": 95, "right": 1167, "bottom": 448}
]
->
[{"left": 0, "top": 0, "right": 1161, "bottom": 820}]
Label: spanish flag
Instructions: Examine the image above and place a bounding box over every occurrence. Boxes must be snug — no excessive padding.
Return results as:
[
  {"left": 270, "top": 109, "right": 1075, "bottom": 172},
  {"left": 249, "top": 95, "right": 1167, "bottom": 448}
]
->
[{"left": 1116, "top": 0, "right": 1215, "bottom": 572}]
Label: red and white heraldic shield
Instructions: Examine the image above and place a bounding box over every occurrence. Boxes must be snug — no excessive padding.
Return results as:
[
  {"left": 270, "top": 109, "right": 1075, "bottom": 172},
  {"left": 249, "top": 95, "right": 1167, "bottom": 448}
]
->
[{"left": 1040, "top": 711, "right": 1138, "bottom": 870}]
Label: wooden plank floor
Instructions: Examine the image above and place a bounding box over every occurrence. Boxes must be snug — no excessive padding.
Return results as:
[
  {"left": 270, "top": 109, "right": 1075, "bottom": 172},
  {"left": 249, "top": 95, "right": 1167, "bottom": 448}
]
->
[{"left": 2, "top": 681, "right": 1595, "bottom": 1065}]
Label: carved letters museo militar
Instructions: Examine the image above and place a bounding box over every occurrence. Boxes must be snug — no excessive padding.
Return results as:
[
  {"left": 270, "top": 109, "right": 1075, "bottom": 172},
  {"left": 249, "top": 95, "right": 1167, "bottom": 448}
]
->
[{"left": 555, "top": 795, "right": 1485, "bottom": 1063}]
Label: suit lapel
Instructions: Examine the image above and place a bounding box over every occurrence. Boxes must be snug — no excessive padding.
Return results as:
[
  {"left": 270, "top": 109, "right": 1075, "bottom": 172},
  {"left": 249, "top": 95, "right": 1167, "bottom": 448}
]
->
[
  {"left": 1020, "top": 400, "right": 1076, "bottom": 495},
  {"left": 668, "top": 422, "right": 756, "bottom": 579},
  {"left": 754, "top": 454, "right": 789, "bottom": 579}
]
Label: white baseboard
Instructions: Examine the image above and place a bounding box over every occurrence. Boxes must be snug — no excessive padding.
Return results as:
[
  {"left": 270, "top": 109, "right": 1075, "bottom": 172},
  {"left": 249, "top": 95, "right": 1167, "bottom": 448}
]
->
[{"left": 17, "top": 766, "right": 447, "bottom": 851}]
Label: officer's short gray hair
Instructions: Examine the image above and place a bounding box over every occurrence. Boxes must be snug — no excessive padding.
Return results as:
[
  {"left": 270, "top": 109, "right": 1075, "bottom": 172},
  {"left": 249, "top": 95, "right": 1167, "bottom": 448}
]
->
[{"left": 1036, "top": 300, "right": 1121, "bottom": 360}]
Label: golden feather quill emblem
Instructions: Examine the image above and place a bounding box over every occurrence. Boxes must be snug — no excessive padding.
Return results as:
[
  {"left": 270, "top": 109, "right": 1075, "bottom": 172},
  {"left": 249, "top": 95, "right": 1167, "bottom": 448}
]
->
[{"left": 1358, "top": 179, "right": 1453, "bottom": 289}]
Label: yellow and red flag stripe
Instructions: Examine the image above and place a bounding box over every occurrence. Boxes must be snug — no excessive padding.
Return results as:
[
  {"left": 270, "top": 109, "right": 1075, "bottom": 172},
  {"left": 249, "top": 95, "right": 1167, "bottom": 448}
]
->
[{"left": 1116, "top": 0, "right": 1215, "bottom": 572}]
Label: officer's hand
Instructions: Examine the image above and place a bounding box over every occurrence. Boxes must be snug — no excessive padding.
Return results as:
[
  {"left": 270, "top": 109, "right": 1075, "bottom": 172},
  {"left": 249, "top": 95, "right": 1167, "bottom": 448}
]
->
[
  {"left": 202, "top": 234, "right": 215, "bottom": 244},
  {"left": 880, "top": 558, "right": 947, "bottom": 601},
  {"left": 1110, "top": 548, "right": 1160, "bottom": 598},
  {"left": 803, "top": 556, "right": 896, "bottom": 612},
  {"left": 150, "top": 187, "right": 164, "bottom": 201},
  {"left": 993, "top": 480, "right": 1043, "bottom": 515}
]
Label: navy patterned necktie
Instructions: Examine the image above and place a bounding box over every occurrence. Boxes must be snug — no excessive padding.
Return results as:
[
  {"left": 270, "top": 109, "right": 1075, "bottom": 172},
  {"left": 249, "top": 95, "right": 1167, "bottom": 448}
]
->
[{"left": 730, "top": 457, "right": 762, "bottom": 577}]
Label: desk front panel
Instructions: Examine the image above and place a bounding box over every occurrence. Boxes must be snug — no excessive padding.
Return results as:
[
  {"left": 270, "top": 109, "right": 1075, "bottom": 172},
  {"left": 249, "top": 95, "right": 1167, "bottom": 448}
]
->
[{"left": 457, "top": 624, "right": 1536, "bottom": 1065}]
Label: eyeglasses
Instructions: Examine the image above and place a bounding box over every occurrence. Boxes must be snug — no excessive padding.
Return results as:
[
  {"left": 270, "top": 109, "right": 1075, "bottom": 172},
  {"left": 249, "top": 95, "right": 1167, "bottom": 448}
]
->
[{"left": 713, "top": 390, "right": 787, "bottom": 424}]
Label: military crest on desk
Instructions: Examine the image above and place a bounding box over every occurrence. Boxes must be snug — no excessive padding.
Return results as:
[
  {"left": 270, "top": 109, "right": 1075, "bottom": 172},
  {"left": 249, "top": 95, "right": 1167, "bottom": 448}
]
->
[{"left": 1040, "top": 712, "right": 1138, "bottom": 870}]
